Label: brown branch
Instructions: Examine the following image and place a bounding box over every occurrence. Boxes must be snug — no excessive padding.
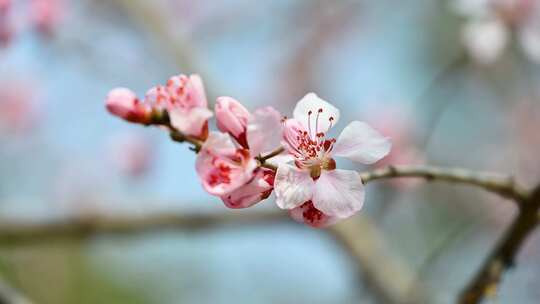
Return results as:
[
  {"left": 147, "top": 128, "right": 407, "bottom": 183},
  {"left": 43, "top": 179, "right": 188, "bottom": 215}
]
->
[
  {"left": 256, "top": 147, "right": 285, "bottom": 171},
  {"left": 0, "top": 164, "right": 531, "bottom": 304},
  {"left": 458, "top": 184, "right": 540, "bottom": 304},
  {"left": 0, "top": 211, "right": 287, "bottom": 246},
  {"left": 0, "top": 276, "right": 34, "bottom": 304},
  {"left": 360, "top": 165, "right": 528, "bottom": 203}
]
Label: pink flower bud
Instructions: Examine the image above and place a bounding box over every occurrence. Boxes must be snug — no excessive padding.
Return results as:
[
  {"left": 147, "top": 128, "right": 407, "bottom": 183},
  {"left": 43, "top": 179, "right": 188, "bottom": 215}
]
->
[
  {"left": 221, "top": 168, "right": 275, "bottom": 209},
  {"left": 165, "top": 74, "right": 212, "bottom": 140},
  {"left": 215, "top": 97, "right": 251, "bottom": 148},
  {"left": 105, "top": 88, "right": 151, "bottom": 124}
]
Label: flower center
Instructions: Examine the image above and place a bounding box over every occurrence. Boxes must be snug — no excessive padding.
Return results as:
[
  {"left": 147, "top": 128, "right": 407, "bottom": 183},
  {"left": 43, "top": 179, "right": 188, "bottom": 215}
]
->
[{"left": 292, "top": 108, "right": 336, "bottom": 176}]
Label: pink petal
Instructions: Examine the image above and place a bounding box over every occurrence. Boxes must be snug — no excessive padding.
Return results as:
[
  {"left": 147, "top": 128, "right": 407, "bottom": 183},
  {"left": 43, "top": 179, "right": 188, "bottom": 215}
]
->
[
  {"left": 247, "top": 106, "right": 283, "bottom": 156},
  {"left": 289, "top": 201, "right": 340, "bottom": 228},
  {"left": 281, "top": 118, "right": 306, "bottom": 157},
  {"left": 166, "top": 74, "right": 208, "bottom": 110},
  {"left": 221, "top": 168, "right": 274, "bottom": 209},
  {"left": 333, "top": 121, "right": 391, "bottom": 164},
  {"left": 293, "top": 93, "right": 340, "bottom": 137},
  {"left": 196, "top": 132, "right": 257, "bottom": 196},
  {"left": 215, "top": 96, "right": 250, "bottom": 147},
  {"left": 188, "top": 74, "right": 208, "bottom": 108},
  {"left": 105, "top": 88, "right": 150, "bottom": 123},
  {"left": 169, "top": 107, "right": 213, "bottom": 139},
  {"left": 312, "top": 169, "right": 365, "bottom": 218},
  {"left": 274, "top": 163, "right": 315, "bottom": 210}
]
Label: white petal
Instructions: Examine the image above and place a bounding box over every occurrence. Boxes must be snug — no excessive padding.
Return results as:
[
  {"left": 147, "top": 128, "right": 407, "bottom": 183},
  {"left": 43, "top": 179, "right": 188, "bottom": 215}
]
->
[
  {"left": 462, "top": 19, "right": 509, "bottom": 65},
  {"left": 313, "top": 169, "right": 365, "bottom": 218},
  {"left": 247, "top": 106, "right": 283, "bottom": 155},
  {"left": 333, "top": 121, "right": 391, "bottom": 164},
  {"left": 274, "top": 164, "right": 315, "bottom": 210},
  {"left": 293, "top": 93, "right": 340, "bottom": 136}
]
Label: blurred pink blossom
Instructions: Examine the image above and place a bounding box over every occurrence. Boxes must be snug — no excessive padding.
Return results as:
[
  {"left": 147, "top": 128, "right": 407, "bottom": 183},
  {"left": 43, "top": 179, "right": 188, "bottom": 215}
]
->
[
  {"left": 275, "top": 93, "right": 391, "bottom": 227},
  {"left": 453, "top": 0, "right": 540, "bottom": 64},
  {"left": 366, "top": 106, "right": 425, "bottom": 189},
  {"left": 30, "top": 0, "right": 64, "bottom": 36},
  {"left": 0, "top": 0, "right": 12, "bottom": 46},
  {"left": 0, "top": 80, "right": 39, "bottom": 135},
  {"left": 107, "top": 132, "right": 154, "bottom": 179}
]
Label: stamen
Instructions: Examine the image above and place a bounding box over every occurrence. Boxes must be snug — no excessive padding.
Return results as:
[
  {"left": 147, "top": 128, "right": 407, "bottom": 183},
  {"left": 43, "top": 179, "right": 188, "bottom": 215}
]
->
[
  {"left": 307, "top": 111, "right": 313, "bottom": 139},
  {"left": 315, "top": 108, "right": 323, "bottom": 135},
  {"left": 329, "top": 116, "right": 334, "bottom": 129}
]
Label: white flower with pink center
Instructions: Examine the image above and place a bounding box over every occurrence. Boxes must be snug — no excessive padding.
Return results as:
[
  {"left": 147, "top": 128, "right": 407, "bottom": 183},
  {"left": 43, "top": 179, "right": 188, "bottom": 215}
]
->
[{"left": 275, "top": 93, "right": 391, "bottom": 227}]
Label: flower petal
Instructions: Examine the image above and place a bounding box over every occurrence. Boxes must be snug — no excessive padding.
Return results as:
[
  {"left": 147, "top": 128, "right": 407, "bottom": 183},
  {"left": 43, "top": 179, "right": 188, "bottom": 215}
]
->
[
  {"left": 274, "top": 163, "right": 315, "bottom": 210},
  {"left": 188, "top": 74, "right": 208, "bottom": 108},
  {"left": 312, "top": 169, "right": 365, "bottom": 218},
  {"left": 221, "top": 168, "right": 274, "bottom": 209},
  {"left": 247, "top": 106, "right": 283, "bottom": 156},
  {"left": 281, "top": 118, "right": 306, "bottom": 157},
  {"left": 333, "top": 121, "right": 391, "bottom": 164},
  {"left": 215, "top": 96, "right": 250, "bottom": 143},
  {"left": 170, "top": 107, "right": 213, "bottom": 138},
  {"left": 195, "top": 132, "right": 258, "bottom": 196},
  {"left": 293, "top": 93, "right": 340, "bottom": 136},
  {"left": 289, "top": 201, "right": 340, "bottom": 228}
]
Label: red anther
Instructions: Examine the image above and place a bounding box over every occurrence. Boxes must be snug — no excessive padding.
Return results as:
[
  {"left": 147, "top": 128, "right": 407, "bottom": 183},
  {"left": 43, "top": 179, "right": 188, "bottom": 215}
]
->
[{"left": 318, "top": 108, "right": 323, "bottom": 113}]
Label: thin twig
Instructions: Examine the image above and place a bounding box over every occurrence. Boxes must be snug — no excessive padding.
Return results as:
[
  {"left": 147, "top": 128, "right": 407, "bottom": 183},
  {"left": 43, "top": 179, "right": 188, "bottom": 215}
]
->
[
  {"left": 256, "top": 147, "right": 285, "bottom": 171},
  {"left": 360, "top": 165, "right": 528, "bottom": 203},
  {"left": 458, "top": 184, "right": 540, "bottom": 304}
]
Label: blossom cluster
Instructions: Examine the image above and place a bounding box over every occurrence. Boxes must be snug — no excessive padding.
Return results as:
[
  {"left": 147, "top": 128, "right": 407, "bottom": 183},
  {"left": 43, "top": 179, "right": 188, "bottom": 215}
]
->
[
  {"left": 453, "top": 0, "right": 540, "bottom": 64},
  {"left": 106, "top": 74, "right": 391, "bottom": 228},
  {"left": 0, "top": 0, "right": 64, "bottom": 47}
]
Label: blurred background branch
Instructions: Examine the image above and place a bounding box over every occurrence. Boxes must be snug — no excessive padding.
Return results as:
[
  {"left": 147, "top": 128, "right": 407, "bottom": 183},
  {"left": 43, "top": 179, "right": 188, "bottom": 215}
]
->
[{"left": 0, "top": 276, "right": 33, "bottom": 304}]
